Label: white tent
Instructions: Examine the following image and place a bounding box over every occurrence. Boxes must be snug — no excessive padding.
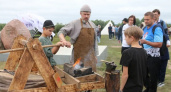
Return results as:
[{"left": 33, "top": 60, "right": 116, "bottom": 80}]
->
[{"left": 101, "top": 20, "right": 113, "bottom": 35}]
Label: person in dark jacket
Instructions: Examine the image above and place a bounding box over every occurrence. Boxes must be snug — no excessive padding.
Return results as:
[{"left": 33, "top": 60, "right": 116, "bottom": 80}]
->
[{"left": 118, "top": 18, "right": 128, "bottom": 43}]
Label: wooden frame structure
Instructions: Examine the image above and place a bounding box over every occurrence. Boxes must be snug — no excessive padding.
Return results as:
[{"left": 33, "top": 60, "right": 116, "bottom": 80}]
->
[{"left": 1, "top": 35, "right": 105, "bottom": 92}]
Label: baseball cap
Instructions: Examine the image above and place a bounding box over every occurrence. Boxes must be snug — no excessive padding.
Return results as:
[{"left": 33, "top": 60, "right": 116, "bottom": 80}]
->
[{"left": 43, "top": 20, "right": 55, "bottom": 28}]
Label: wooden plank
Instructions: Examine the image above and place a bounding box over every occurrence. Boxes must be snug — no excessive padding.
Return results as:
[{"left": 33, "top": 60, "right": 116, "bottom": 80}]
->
[
  {"left": 9, "top": 81, "right": 105, "bottom": 92},
  {"left": 95, "top": 72, "right": 105, "bottom": 82},
  {"left": 4, "top": 35, "right": 27, "bottom": 71},
  {"left": 53, "top": 72, "right": 63, "bottom": 88},
  {"left": 9, "top": 87, "right": 48, "bottom": 92},
  {"left": 54, "top": 66, "right": 80, "bottom": 88},
  {"left": 76, "top": 73, "right": 104, "bottom": 83},
  {"left": 76, "top": 74, "right": 97, "bottom": 83},
  {"left": 78, "top": 81, "right": 105, "bottom": 91},
  {"left": 58, "top": 84, "right": 77, "bottom": 92},
  {"left": 26, "top": 38, "right": 57, "bottom": 92},
  {"left": 8, "top": 48, "right": 35, "bottom": 91}
]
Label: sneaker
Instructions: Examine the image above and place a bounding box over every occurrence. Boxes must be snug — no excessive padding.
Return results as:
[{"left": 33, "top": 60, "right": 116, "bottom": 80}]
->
[
  {"left": 158, "top": 82, "right": 165, "bottom": 87},
  {"left": 143, "top": 89, "right": 149, "bottom": 92},
  {"left": 157, "top": 82, "right": 162, "bottom": 87}
]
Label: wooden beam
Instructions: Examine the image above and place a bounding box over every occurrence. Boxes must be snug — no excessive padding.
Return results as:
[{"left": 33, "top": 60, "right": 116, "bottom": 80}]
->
[
  {"left": 8, "top": 48, "right": 35, "bottom": 91},
  {"left": 4, "top": 35, "right": 27, "bottom": 71},
  {"left": 78, "top": 81, "right": 105, "bottom": 91},
  {"left": 9, "top": 85, "right": 77, "bottom": 92},
  {"left": 95, "top": 72, "right": 105, "bottom": 82},
  {"left": 76, "top": 74, "right": 97, "bottom": 82},
  {"left": 0, "top": 44, "right": 69, "bottom": 54},
  {"left": 53, "top": 72, "right": 63, "bottom": 88},
  {"left": 8, "top": 87, "right": 48, "bottom": 92},
  {"left": 58, "top": 84, "right": 77, "bottom": 92},
  {"left": 54, "top": 66, "right": 80, "bottom": 88},
  {"left": 26, "top": 38, "right": 57, "bottom": 92}
]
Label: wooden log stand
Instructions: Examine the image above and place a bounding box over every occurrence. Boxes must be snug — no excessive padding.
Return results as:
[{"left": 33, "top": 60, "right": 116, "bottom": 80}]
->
[
  {"left": 104, "top": 61, "right": 120, "bottom": 92},
  {"left": 0, "top": 35, "right": 105, "bottom": 92}
]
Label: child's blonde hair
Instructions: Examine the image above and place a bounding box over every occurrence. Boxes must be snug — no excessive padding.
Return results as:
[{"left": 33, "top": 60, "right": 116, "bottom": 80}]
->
[{"left": 124, "top": 26, "right": 143, "bottom": 40}]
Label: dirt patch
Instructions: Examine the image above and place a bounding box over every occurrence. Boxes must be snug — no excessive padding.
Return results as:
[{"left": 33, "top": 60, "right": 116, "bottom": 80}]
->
[{"left": 168, "top": 60, "right": 171, "bottom": 69}]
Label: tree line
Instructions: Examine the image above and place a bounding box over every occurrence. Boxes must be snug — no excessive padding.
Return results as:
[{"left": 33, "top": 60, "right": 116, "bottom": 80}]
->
[{"left": 0, "top": 19, "right": 171, "bottom": 33}]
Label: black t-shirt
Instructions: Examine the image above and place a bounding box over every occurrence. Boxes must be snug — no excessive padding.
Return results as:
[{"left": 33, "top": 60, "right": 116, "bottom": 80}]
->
[
  {"left": 120, "top": 47, "right": 147, "bottom": 92},
  {"left": 108, "top": 26, "right": 112, "bottom": 32}
]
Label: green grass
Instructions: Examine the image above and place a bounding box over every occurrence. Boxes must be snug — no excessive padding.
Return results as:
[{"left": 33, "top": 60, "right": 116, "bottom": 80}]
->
[{"left": 0, "top": 35, "right": 171, "bottom": 92}]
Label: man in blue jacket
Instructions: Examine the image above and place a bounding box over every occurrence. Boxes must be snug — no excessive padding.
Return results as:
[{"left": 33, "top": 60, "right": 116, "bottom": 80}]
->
[{"left": 153, "top": 9, "right": 170, "bottom": 87}]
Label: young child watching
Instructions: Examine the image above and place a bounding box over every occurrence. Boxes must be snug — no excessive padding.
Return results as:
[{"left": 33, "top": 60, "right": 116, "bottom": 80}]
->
[{"left": 120, "top": 26, "right": 147, "bottom": 92}]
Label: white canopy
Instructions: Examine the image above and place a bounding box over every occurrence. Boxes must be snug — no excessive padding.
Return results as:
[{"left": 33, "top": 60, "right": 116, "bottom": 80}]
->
[
  {"left": 17, "top": 13, "right": 55, "bottom": 37},
  {"left": 101, "top": 20, "right": 113, "bottom": 35}
]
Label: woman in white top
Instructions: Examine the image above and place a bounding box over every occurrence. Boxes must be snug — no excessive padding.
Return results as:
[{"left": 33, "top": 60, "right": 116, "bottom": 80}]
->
[{"left": 121, "top": 15, "right": 136, "bottom": 53}]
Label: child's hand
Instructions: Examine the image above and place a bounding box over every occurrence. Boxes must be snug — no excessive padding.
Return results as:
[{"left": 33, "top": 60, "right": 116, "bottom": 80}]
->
[{"left": 56, "top": 42, "right": 64, "bottom": 47}]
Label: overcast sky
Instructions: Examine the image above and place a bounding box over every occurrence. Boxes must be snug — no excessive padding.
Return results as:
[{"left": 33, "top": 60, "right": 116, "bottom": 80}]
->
[{"left": 0, "top": 0, "right": 171, "bottom": 24}]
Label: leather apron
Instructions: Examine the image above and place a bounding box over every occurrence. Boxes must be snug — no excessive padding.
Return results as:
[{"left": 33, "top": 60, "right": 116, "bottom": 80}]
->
[{"left": 73, "top": 19, "right": 96, "bottom": 72}]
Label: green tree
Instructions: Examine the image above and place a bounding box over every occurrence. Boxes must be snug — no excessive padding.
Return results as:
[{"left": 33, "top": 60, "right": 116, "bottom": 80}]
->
[
  {"left": 135, "top": 18, "right": 141, "bottom": 26},
  {"left": 92, "top": 19, "right": 106, "bottom": 29},
  {"left": 105, "top": 20, "right": 115, "bottom": 26},
  {"left": 141, "top": 18, "right": 144, "bottom": 22},
  {"left": 116, "top": 23, "right": 122, "bottom": 27},
  {"left": 0, "top": 24, "right": 6, "bottom": 31},
  {"left": 167, "top": 24, "right": 171, "bottom": 28},
  {"left": 111, "top": 20, "right": 115, "bottom": 26},
  {"left": 54, "top": 23, "right": 64, "bottom": 33}
]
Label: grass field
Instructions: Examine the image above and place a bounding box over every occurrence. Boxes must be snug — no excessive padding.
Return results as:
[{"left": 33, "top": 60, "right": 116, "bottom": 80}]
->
[{"left": 0, "top": 35, "right": 171, "bottom": 92}]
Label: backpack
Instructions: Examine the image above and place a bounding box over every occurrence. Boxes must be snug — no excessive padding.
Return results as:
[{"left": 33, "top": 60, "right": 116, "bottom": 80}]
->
[
  {"left": 159, "top": 20, "right": 169, "bottom": 34},
  {"left": 151, "top": 25, "right": 167, "bottom": 56}
]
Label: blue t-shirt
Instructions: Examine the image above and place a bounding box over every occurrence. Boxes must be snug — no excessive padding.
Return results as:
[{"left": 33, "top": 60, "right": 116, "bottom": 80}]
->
[
  {"left": 142, "top": 24, "right": 163, "bottom": 57},
  {"left": 115, "top": 27, "right": 118, "bottom": 33}
]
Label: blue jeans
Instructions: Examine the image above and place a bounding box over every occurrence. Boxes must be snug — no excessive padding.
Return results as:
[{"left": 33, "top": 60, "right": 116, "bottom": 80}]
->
[
  {"left": 109, "top": 32, "right": 112, "bottom": 39},
  {"left": 97, "top": 36, "right": 100, "bottom": 43}
]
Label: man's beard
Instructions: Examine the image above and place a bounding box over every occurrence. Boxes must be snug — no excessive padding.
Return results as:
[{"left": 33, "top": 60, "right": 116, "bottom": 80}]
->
[
  {"left": 146, "top": 23, "right": 153, "bottom": 27},
  {"left": 82, "top": 18, "right": 89, "bottom": 23}
]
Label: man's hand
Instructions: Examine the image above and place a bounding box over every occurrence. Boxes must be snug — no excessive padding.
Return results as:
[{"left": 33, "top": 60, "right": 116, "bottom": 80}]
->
[
  {"left": 139, "top": 39, "right": 147, "bottom": 44},
  {"left": 65, "top": 41, "right": 71, "bottom": 48},
  {"left": 61, "top": 40, "right": 71, "bottom": 48}
]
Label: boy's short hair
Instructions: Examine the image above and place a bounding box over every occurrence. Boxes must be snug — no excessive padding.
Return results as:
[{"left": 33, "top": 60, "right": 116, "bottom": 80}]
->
[{"left": 124, "top": 26, "right": 143, "bottom": 40}]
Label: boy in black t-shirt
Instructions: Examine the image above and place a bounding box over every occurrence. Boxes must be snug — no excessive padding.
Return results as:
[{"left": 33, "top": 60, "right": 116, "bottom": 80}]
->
[{"left": 120, "top": 26, "right": 147, "bottom": 92}]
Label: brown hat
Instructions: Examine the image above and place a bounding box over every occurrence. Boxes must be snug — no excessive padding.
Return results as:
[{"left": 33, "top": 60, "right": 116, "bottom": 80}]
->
[{"left": 80, "top": 5, "right": 91, "bottom": 12}]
